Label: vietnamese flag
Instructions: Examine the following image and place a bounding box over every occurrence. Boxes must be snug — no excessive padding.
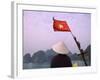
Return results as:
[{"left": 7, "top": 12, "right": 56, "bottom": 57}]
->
[{"left": 53, "top": 18, "right": 71, "bottom": 32}]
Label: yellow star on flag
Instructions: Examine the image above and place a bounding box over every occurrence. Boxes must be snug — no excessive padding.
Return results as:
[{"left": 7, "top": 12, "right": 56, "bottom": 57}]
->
[{"left": 58, "top": 24, "right": 63, "bottom": 29}]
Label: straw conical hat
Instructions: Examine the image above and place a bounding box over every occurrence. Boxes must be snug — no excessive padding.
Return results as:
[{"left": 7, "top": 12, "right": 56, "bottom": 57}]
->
[{"left": 52, "top": 41, "right": 69, "bottom": 54}]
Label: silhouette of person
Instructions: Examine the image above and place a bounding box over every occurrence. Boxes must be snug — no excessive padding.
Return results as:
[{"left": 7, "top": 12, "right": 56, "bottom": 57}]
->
[
  {"left": 50, "top": 41, "right": 72, "bottom": 68},
  {"left": 51, "top": 54, "right": 72, "bottom": 68}
]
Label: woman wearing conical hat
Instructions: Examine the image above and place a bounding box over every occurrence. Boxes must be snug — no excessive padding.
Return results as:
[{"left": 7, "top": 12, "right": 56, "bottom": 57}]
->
[{"left": 51, "top": 41, "right": 72, "bottom": 68}]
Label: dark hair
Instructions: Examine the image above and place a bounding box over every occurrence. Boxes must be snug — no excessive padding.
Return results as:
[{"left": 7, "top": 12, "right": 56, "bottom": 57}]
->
[{"left": 51, "top": 54, "right": 72, "bottom": 68}]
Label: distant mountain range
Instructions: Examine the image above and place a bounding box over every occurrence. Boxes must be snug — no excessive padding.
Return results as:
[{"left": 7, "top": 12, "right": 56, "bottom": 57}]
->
[
  {"left": 23, "top": 49, "right": 57, "bottom": 64},
  {"left": 23, "top": 45, "right": 91, "bottom": 66},
  {"left": 23, "top": 53, "right": 32, "bottom": 63}
]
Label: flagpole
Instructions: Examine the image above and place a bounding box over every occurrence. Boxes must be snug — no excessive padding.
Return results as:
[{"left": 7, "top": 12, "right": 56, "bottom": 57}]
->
[
  {"left": 52, "top": 17, "right": 88, "bottom": 66},
  {"left": 70, "top": 31, "right": 88, "bottom": 66}
]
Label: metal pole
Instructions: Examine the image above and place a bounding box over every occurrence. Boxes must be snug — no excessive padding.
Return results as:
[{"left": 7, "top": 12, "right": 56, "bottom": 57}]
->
[{"left": 70, "top": 31, "right": 88, "bottom": 66}]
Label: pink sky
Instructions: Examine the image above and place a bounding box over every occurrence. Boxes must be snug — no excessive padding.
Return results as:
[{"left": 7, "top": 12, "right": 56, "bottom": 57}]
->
[{"left": 23, "top": 10, "right": 91, "bottom": 55}]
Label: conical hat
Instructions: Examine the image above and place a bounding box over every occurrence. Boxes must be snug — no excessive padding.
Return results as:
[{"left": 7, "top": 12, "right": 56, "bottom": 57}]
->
[{"left": 52, "top": 41, "right": 69, "bottom": 54}]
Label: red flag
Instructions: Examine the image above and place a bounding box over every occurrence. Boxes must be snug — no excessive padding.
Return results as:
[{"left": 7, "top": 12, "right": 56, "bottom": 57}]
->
[{"left": 53, "top": 18, "right": 71, "bottom": 32}]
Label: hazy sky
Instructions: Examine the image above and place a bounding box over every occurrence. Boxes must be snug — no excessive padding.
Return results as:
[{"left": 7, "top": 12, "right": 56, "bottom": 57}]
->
[{"left": 23, "top": 10, "right": 91, "bottom": 55}]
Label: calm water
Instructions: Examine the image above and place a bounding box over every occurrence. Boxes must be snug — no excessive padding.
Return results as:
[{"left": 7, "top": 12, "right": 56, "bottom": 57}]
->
[{"left": 23, "top": 60, "right": 87, "bottom": 69}]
